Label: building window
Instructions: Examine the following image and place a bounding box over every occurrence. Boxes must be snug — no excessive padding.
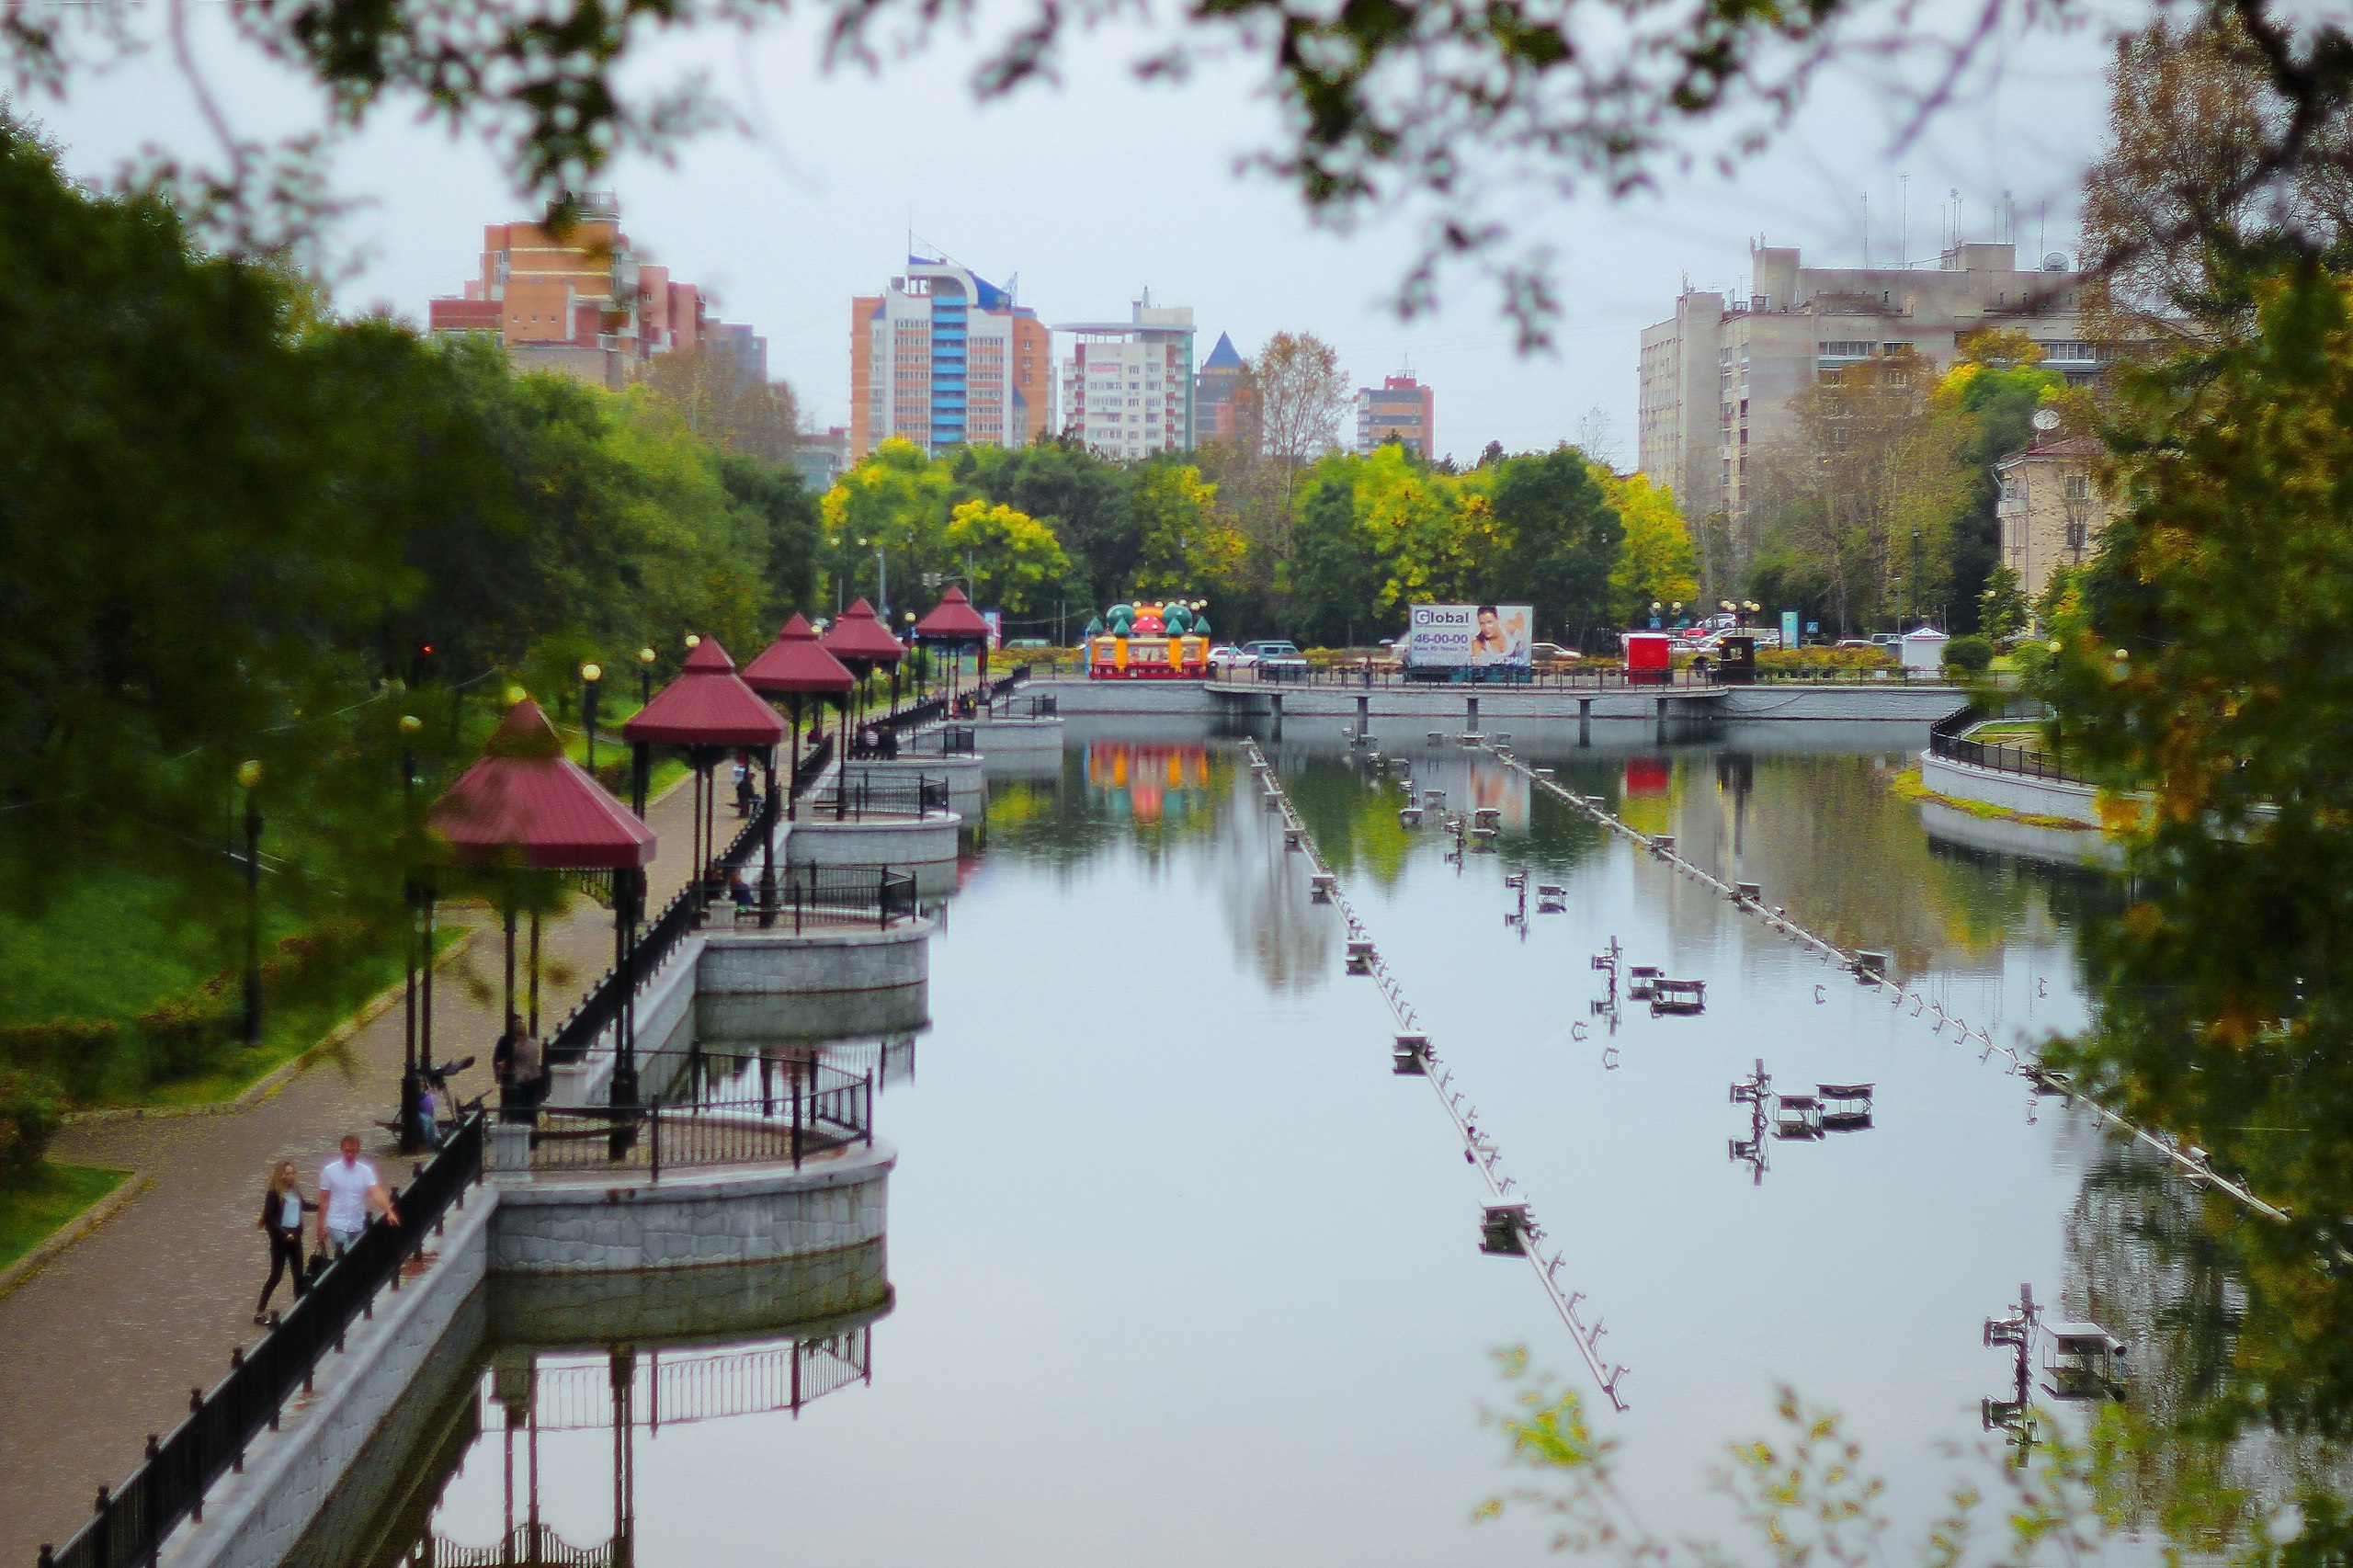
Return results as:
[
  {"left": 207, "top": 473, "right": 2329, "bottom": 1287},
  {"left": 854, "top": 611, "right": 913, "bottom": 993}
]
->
[
  {"left": 2064, "top": 474, "right": 2090, "bottom": 502},
  {"left": 2066, "top": 519, "right": 2088, "bottom": 551}
]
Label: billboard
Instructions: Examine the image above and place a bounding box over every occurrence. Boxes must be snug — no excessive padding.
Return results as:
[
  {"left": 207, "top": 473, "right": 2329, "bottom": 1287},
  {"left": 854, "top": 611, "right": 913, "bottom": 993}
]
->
[{"left": 1405, "top": 604, "right": 1533, "bottom": 668}]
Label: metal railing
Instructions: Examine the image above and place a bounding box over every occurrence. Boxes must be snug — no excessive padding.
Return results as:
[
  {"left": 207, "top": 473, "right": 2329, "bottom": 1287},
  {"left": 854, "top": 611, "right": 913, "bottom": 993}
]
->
[
  {"left": 724, "top": 864, "right": 917, "bottom": 932},
  {"left": 790, "top": 732, "right": 835, "bottom": 797},
  {"left": 813, "top": 772, "right": 949, "bottom": 820},
  {"left": 1927, "top": 707, "right": 2086, "bottom": 786},
  {"left": 547, "top": 799, "right": 774, "bottom": 1065},
  {"left": 522, "top": 1066, "right": 873, "bottom": 1177},
  {"left": 902, "top": 723, "right": 975, "bottom": 757},
  {"left": 40, "top": 1117, "right": 487, "bottom": 1568}
]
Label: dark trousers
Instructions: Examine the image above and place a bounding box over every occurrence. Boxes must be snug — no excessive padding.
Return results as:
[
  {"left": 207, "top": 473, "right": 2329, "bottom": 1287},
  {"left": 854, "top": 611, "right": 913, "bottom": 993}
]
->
[{"left": 259, "top": 1229, "right": 306, "bottom": 1313}]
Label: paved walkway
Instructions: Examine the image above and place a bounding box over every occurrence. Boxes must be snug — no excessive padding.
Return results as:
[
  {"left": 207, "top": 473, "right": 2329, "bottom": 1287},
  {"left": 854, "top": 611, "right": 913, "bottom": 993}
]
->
[{"left": 0, "top": 778, "right": 747, "bottom": 1566}]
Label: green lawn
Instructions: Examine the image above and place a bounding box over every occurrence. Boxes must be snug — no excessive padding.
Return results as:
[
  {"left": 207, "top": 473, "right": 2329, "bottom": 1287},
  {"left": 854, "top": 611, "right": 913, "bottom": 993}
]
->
[
  {"left": 119, "top": 921, "right": 471, "bottom": 1108},
  {"left": 1967, "top": 720, "right": 2048, "bottom": 746},
  {"left": 0, "top": 867, "right": 314, "bottom": 1028},
  {"left": 0, "top": 1162, "right": 131, "bottom": 1275}
]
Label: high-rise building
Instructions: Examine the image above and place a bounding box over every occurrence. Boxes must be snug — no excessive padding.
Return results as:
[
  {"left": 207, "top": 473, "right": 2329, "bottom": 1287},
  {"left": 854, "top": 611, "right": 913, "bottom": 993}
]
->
[
  {"left": 1638, "top": 241, "right": 2092, "bottom": 523},
  {"left": 1194, "top": 332, "right": 1255, "bottom": 448},
  {"left": 790, "top": 426, "right": 852, "bottom": 494},
  {"left": 849, "top": 256, "right": 1052, "bottom": 460},
  {"left": 1355, "top": 373, "right": 1436, "bottom": 457},
  {"left": 426, "top": 194, "right": 756, "bottom": 390},
  {"left": 1055, "top": 293, "right": 1198, "bottom": 458}
]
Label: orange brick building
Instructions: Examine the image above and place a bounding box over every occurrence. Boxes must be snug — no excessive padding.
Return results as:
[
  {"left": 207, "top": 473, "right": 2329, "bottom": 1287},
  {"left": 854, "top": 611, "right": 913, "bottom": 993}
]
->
[{"left": 428, "top": 194, "right": 758, "bottom": 391}]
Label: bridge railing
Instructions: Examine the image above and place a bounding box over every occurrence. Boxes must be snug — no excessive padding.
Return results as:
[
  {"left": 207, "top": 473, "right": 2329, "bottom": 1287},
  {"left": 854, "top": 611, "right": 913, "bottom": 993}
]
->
[{"left": 39, "top": 1117, "right": 487, "bottom": 1568}]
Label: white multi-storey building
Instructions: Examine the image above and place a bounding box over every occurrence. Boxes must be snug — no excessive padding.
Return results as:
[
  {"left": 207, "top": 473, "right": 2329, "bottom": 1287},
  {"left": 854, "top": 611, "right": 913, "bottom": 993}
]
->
[
  {"left": 1054, "top": 293, "right": 1197, "bottom": 458},
  {"left": 1638, "top": 242, "right": 2094, "bottom": 523}
]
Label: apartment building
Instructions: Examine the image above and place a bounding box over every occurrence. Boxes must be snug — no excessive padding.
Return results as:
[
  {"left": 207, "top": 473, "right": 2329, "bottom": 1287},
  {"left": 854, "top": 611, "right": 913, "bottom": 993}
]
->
[
  {"left": 850, "top": 256, "right": 1052, "bottom": 460},
  {"left": 1194, "top": 332, "right": 1255, "bottom": 447},
  {"left": 1638, "top": 242, "right": 2093, "bottom": 522},
  {"left": 1995, "top": 433, "right": 2114, "bottom": 603},
  {"left": 426, "top": 194, "right": 757, "bottom": 391},
  {"left": 1355, "top": 373, "right": 1436, "bottom": 457},
  {"left": 1056, "top": 293, "right": 1198, "bottom": 458}
]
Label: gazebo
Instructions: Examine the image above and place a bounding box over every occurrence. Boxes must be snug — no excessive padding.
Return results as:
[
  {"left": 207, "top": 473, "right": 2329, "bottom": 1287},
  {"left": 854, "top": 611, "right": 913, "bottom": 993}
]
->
[
  {"left": 912, "top": 585, "right": 994, "bottom": 711},
  {"left": 821, "top": 597, "right": 906, "bottom": 737},
  {"left": 742, "top": 614, "right": 856, "bottom": 819},
  {"left": 427, "top": 699, "right": 658, "bottom": 1108},
  {"left": 620, "top": 638, "right": 785, "bottom": 914}
]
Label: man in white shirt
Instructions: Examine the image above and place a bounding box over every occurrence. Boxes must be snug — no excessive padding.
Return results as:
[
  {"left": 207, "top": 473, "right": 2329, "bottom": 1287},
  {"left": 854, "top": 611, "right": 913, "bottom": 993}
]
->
[{"left": 316, "top": 1134, "right": 398, "bottom": 1258}]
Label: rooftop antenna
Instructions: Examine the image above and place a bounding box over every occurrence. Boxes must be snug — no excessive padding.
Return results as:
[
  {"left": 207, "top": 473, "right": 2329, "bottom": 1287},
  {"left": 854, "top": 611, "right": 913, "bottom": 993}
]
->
[
  {"left": 1863, "top": 191, "right": 1870, "bottom": 268},
  {"left": 1899, "top": 175, "right": 1909, "bottom": 269}
]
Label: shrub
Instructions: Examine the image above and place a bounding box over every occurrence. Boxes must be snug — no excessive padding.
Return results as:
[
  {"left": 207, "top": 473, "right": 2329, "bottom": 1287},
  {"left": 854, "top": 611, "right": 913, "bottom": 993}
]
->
[
  {"left": 1942, "top": 635, "right": 1995, "bottom": 676},
  {"left": 0, "top": 1070, "right": 63, "bottom": 1182}
]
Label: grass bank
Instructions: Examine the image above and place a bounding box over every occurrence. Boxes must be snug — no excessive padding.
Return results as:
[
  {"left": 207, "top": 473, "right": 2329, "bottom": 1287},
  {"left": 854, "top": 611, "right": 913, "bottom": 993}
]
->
[{"left": 0, "top": 1162, "right": 131, "bottom": 1276}]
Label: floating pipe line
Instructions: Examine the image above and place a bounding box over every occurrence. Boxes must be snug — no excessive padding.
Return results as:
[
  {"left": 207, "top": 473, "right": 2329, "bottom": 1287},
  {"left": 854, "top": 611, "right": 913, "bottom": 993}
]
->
[
  {"left": 1241, "top": 740, "right": 1631, "bottom": 1411},
  {"left": 1475, "top": 743, "right": 2294, "bottom": 1227}
]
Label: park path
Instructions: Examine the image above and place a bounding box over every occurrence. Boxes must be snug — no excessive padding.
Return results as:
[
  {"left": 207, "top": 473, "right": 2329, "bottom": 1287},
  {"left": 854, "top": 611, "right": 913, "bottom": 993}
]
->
[{"left": 0, "top": 778, "right": 741, "bottom": 1567}]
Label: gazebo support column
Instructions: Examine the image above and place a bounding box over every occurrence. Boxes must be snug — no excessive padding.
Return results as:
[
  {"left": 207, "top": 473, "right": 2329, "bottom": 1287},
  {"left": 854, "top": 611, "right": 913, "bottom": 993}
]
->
[
  {"left": 631, "top": 742, "right": 650, "bottom": 820},
  {"left": 528, "top": 910, "right": 541, "bottom": 1037},
  {"left": 611, "top": 868, "right": 645, "bottom": 1114},
  {"left": 759, "top": 746, "right": 778, "bottom": 927}
]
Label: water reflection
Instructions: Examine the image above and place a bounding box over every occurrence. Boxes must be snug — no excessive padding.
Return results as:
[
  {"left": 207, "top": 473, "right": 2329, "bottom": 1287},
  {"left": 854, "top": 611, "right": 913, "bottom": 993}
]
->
[{"left": 323, "top": 716, "right": 2353, "bottom": 1564}]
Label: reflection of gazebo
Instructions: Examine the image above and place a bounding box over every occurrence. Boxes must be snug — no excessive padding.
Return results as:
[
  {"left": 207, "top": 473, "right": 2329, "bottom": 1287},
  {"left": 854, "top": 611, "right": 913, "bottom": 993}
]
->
[
  {"left": 426, "top": 699, "right": 657, "bottom": 1105},
  {"left": 821, "top": 597, "right": 905, "bottom": 732},
  {"left": 911, "top": 585, "right": 993, "bottom": 710},
  {"left": 741, "top": 614, "right": 855, "bottom": 820},
  {"left": 434, "top": 1331, "right": 876, "bottom": 1568},
  {"left": 620, "top": 639, "right": 783, "bottom": 911}
]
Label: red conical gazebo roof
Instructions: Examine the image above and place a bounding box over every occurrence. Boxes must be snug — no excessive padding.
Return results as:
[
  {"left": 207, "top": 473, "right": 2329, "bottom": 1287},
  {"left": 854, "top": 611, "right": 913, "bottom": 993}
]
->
[
  {"left": 620, "top": 638, "right": 786, "bottom": 747},
  {"left": 821, "top": 597, "right": 905, "bottom": 665},
  {"left": 427, "top": 699, "right": 658, "bottom": 869},
  {"left": 912, "top": 585, "right": 993, "bottom": 642},
  {"left": 743, "top": 614, "right": 857, "bottom": 697}
]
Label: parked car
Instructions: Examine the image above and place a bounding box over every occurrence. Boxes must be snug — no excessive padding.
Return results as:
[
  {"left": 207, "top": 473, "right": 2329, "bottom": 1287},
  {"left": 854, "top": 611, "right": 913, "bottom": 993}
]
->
[
  {"left": 1835, "top": 638, "right": 1877, "bottom": 650},
  {"left": 1529, "top": 641, "right": 1583, "bottom": 666},
  {"left": 1241, "top": 640, "right": 1302, "bottom": 661},
  {"left": 1208, "top": 644, "right": 1255, "bottom": 671}
]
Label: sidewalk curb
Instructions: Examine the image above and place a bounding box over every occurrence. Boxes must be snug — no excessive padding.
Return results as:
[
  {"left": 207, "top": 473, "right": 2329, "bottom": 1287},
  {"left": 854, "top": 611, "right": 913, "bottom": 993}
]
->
[
  {"left": 0, "top": 1172, "right": 149, "bottom": 1304},
  {"left": 66, "top": 930, "right": 482, "bottom": 1126}
]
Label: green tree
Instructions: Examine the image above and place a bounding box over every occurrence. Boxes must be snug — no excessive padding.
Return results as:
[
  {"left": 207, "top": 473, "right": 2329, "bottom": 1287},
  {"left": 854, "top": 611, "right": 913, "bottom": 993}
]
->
[
  {"left": 941, "top": 498, "right": 1071, "bottom": 619},
  {"left": 1487, "top": 448, "right": 1623, "bottom": 647},
  {"left": 1600, "top": 468, "right": 1697, "bottom": 625},
  {"left": 1289, "top": 478, "right": 1388, "bottom": 645},
  {"left": 1935, "top": 333, "right": 2064, "bottom": 632}
]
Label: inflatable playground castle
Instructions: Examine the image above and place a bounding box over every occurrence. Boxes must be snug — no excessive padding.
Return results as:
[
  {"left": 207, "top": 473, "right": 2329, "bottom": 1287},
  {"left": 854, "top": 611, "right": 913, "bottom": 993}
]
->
[{"left": 1084, "top": 600, "right": 1212, "bottom": 679}]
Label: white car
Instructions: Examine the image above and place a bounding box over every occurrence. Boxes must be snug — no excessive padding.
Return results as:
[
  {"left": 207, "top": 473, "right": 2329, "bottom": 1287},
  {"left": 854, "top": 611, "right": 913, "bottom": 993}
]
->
[{"left": 1208, "top": 644, "right": 1256, "bottom": 672}]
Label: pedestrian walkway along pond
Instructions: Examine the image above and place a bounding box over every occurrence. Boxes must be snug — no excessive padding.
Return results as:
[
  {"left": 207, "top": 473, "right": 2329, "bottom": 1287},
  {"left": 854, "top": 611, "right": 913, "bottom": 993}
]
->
[{"left": 132, "top": 716, "right": 2300, "bottom": 1565}]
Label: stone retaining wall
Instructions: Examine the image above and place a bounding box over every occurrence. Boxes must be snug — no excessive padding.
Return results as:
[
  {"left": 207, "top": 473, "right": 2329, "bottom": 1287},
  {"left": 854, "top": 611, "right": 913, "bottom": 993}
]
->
[
  {"left": 1033, "top": 676, "right": 1965, "bottom": 722},
  {"left": 487, "top": 1140, "right": 894, "bottom": 1276},
  {"left": 700, "top": 919, "right": 930, "bottom": 996},
  {"left": 1920, "top": 749, "right": 2104, "bottom": 825}
]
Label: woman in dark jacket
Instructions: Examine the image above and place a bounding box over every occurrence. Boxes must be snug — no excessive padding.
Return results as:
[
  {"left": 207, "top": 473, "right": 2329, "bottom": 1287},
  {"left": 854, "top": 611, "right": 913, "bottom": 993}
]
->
[{"left": 256, "top": 1159, "right": 314, "bottom": 1324}]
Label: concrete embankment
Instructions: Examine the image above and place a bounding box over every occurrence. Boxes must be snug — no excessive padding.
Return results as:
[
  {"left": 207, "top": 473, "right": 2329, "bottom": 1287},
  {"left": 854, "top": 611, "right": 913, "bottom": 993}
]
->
[{"left": 157, "top": 1142, "right": 895, "bottom": 1568}]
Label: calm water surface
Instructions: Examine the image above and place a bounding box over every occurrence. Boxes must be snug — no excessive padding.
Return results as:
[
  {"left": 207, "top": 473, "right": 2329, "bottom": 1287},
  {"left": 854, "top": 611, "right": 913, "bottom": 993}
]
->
[{"left": 363, "top": 714, "right": 2238, "bottom": 1565}]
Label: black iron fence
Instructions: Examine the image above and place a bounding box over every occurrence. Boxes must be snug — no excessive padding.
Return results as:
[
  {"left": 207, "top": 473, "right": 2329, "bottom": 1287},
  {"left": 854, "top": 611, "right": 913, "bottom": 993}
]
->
[
  {"left": 40, "top": 1116, "right": 487, "bottom": 1568},
  {"left": 903, "top": 723, "right": 975, "bottom": 757},
  {"left": 790, "top": 733, "right": 835, "bottom": 797},
  {"left": 547, "top": 796, "right": 774, "bottom": 1065},
  {"left": 723, "top": 864, "right": 918, "bottom": 932},
  {"left": 813, "top": 772, "right": 950, "bottom": 820},
  {"left": 522, "top": 1065, "right": 873, "bottom": 1177},
  {"left": 1927, "top": 707, "right": 2086, "bottom": 786}
]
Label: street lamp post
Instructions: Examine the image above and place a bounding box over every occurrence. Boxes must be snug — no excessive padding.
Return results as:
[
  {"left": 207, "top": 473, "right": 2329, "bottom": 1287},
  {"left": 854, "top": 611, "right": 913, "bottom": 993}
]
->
[
  {"left": 399, "top": 715, "right": 425, "bottom": 1152},
  {"left": 581, "top": 662, "right": 604, "bottom": 777},
  {"left": 237, "top": 758, "right": 264, "bottom": 1048},
  {"left": 636, "top": 646, "right": 656, "bottom": 708}
]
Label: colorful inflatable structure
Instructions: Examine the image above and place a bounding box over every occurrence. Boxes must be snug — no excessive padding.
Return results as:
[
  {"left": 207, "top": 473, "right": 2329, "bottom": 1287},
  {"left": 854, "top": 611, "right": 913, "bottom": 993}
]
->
[{"left": 1085, "top": 600, "right": 1211, "bottom": 679}]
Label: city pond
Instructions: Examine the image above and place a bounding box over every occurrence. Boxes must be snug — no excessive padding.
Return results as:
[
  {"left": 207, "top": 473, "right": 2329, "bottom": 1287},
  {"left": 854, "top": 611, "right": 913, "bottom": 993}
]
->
[{"left": 331, "top": 714, "right": 2312, "bottom": 1566}]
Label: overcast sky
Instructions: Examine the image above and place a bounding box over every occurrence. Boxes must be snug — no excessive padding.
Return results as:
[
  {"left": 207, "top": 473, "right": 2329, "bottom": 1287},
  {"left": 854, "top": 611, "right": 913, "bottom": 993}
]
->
[{"left": 26, "top": 0, "right": 2123, "bottom": 464}]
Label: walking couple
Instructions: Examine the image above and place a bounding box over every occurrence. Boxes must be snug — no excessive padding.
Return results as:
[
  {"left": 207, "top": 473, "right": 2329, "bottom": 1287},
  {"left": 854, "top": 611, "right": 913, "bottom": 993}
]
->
[{"left": 254, "top": 1134, "right": 400, "bottom": 1324}]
